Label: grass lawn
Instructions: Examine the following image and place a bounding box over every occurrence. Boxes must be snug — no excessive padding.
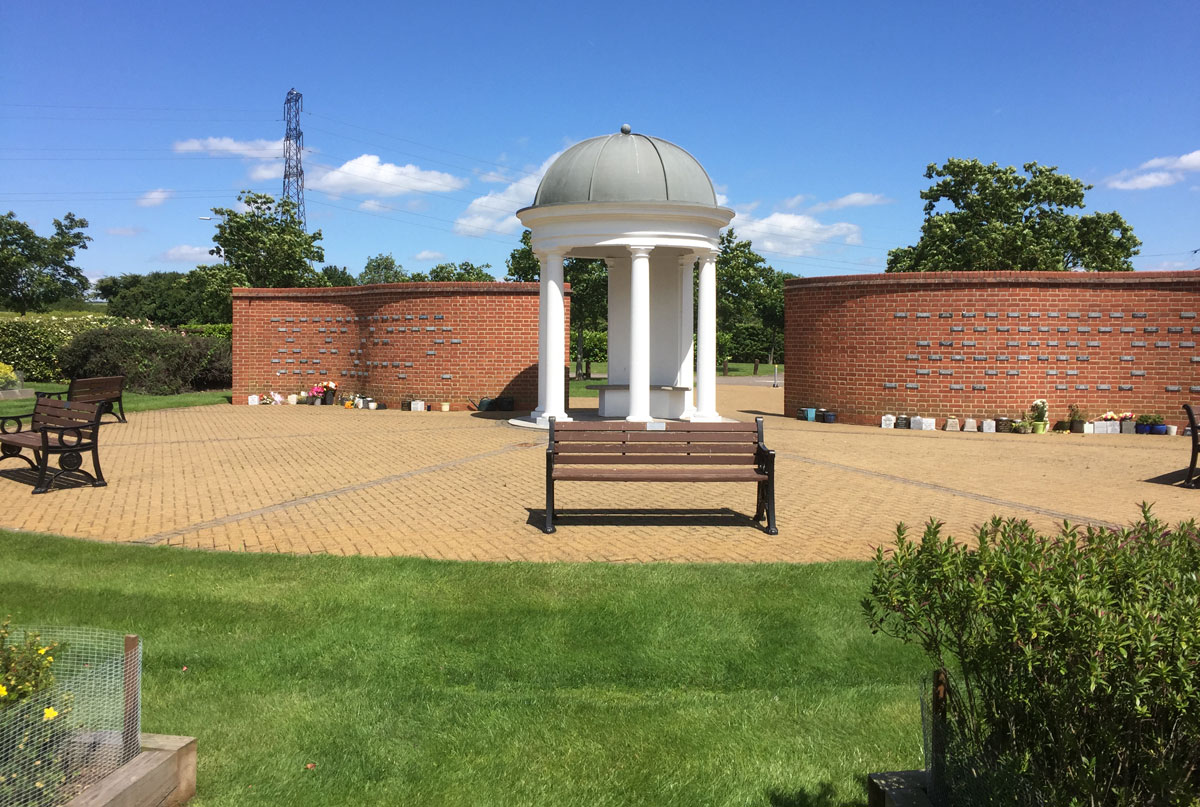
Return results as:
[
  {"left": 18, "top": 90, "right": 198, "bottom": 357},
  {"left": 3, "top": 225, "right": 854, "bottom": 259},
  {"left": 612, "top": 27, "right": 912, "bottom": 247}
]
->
[
  {"left": 569, "top": 362, "right": 783, "bottom": 398},
  {"left": 0, "top": 532, "right": 927, "bottom": 806},
  {"left": 0, "top": 383, "right": 230, "bottom": 418}
]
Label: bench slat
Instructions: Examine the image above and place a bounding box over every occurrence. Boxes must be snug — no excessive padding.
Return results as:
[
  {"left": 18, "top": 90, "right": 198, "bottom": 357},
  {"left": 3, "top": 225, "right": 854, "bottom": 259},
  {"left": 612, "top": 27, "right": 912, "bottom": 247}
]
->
[
  {"left": 554, "top": 467, "right": 766, "bottom": 482},
  {"left": 554, "top": 443, "right": 753, "bottom": 455},
  {"left": 553, "top": 420, "right": 756, "bottom": 432},
  {"left": 555, "top": 431, "right": 755, "bottom": 444},
  {"left": 555, "top": 454, "right": 757, "bottom": 466}
]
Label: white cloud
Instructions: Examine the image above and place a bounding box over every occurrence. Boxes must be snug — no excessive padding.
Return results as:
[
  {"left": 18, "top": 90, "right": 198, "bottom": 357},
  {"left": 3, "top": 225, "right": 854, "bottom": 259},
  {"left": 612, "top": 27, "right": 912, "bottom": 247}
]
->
[
  {"left": 731, "top": 212, "right": 862, "bottom": 257},
  {"left": 308, "top": 154, "right": 468, "bottom": 197},
  {"left": 478, "top": 169, "right": 514, "bottom": 184},
  {"left": 715, "top": 192, "right": 729, "bottom": 206},
  {"left": 1107, "top": 149, "right": 1200, "bottom": 190},
  {"left": 248, "top": 161, "right": 284, "bottom": 181},
  {"left": 137, "top": 188, "right": 173, "bottom": 207},
  {"left": 454, "top": 151, "right": 561, "bottom": 236},
  {"left": 106, "top": 226, "right": 144, "bottom": 237},
  {"left": 809, "top": 192, "right": 892, "bottom": 212},
  {"left": 781, "top": 193, "right": 809, "bottom": 209},
  {"left": 414, "top": 250, "right": 445, "bottom": 261},
  {"left": 359, "top": 199, "right": 388, "bottom": 213},
  {"left": 159, "top": 245, "right": 212, "bottom": 263},
  {"left": 173, "top": 137, "right": 285, "bottom": 158}
]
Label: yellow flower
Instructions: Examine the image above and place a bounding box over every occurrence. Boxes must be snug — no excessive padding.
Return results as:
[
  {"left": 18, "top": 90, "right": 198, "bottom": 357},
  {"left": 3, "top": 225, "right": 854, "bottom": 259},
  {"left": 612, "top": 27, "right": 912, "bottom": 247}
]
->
[
  {"left": 38, "top": 647, "right": 48, "bottom": 655},
  {"left": 43, "top": 706, "right": 58, "bottom": 721},
  {"left": 0, "top": 684, "right": 7, "bottom": 697}
]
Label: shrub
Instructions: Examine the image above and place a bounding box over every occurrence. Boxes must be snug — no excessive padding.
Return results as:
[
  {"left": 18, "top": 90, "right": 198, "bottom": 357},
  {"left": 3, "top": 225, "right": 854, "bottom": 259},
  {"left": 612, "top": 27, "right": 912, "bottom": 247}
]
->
[
  {"left": 58, "top": 326, "right": 231, "bottom": 394},
  {"left": 0, "top": 362, "right": 17, "bottom": 390},
  {"left": 179, "top": 323, "right": 232, "bottom": 341},
  {"left": 0, "top": 619, "right": 74, "bottom": 806},
  {"left": 568, "top": 329, "right": 607, "bottom": 362},
  {"left": 0, "top": 315, "right": 138, "bottom": 381},
  {"left": 863, "top": 507, "right": 1200, "bottom": 806}
]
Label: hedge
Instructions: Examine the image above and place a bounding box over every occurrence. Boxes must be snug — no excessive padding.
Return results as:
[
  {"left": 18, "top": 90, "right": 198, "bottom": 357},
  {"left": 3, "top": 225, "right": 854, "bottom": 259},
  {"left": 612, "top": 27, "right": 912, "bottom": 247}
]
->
[
  {"left": 0, "top": 315, "right": 138, "bottom": 381},
  {"left": 58, "top": 327, "right": 232, "bottom": 394}
]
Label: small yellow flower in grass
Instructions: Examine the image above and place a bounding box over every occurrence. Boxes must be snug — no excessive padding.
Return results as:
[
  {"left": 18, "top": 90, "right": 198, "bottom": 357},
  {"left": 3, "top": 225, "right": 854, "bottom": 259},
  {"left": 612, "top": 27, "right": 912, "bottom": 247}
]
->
[
  {"left": 38, "top": 646, "right": 48, "bottom": 655},
  {"left": 0, "top": 684, "right": 7, "bottom": 697},
  {"left": 43, "top": 706, "right": 58, "bottom": 721}
]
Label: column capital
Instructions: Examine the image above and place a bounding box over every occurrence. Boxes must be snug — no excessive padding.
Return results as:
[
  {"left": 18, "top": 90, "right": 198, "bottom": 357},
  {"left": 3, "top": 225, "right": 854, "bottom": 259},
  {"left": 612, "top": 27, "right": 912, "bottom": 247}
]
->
[
  {"left": 700, "top": 247, "right": 720, "bottom": 262},
  {"left": 627, "top": 244, "right": 655, "bottom": 259},
  {"left": 534, "top": 250, "right": 563, "bottom": 265}
]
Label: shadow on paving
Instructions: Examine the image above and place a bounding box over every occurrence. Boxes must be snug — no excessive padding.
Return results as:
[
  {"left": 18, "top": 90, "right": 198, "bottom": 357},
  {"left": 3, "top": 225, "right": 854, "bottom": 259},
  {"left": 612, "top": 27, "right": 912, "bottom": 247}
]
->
[
  {"left": 1142, "top": 467, "right": 1196, "bottom": 487},
  {"left": 0, "top": 466, "right": 91, "bottom": 494},
  {"left": 526, "top": 507, "right": 765, "bottom": 531}
]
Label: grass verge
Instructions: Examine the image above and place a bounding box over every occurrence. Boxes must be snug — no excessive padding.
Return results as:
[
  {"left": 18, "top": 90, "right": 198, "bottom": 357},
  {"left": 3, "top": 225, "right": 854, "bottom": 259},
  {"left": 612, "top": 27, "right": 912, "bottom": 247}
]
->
[
  {"left": 0, "top": 383, "right": 230, "bottom": 418},
  {"left": 0, "top": 532, "right": 925, "bottom": 806}
]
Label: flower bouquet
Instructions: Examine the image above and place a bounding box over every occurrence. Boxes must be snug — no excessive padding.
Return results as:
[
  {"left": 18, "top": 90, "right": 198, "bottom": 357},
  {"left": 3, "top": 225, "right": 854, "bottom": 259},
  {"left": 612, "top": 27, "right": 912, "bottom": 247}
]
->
[
  {"left": 311, "top": 381, "right": 338, "bottom": 405},
  {"left": 1029, "top": 398, "right": 1049, "bottom": 433}
]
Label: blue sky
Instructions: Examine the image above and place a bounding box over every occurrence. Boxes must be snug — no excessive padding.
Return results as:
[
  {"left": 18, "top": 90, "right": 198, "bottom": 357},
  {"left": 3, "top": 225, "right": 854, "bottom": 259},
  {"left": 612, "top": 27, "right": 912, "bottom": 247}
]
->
[{"left": 3, "top": 0, "right": 1197, "bottom": 283}]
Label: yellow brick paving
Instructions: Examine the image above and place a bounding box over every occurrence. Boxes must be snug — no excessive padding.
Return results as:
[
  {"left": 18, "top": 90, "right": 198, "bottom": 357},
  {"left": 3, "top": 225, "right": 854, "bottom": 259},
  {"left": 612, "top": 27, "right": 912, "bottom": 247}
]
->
[{"left": 1, "top": 386, "right": 1195, "bottom": 562}]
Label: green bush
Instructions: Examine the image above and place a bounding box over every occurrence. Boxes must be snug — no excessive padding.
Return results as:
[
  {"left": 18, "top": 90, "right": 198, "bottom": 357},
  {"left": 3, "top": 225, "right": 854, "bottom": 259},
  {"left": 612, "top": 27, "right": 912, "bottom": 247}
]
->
[
  {"left": 725, "top": 322, "right": 784, "bottom": 363},
  {"left": 863, "top": 507, "right": 1200, "bottom": 806},
  {"left": 179, "top": 323, "right": 232, "bottom": 341},
  {"left": 0, "top": 619, "right": 74, "bottom": 806},
  {"left": 568, "top": 329, "right": 607, "bottom": 362},
  {"left": 58, "top": 326, "right": 232, "bottom": 394},
  {"left": 0, "top": 315, "right": 135, "bottom": 381}
]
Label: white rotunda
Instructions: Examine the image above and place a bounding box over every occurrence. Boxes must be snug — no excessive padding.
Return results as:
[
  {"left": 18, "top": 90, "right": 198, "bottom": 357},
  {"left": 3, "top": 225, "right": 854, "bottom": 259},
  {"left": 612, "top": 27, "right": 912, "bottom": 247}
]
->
[{"left": 517, "top": 125, "right": 734, "bottom": 425}]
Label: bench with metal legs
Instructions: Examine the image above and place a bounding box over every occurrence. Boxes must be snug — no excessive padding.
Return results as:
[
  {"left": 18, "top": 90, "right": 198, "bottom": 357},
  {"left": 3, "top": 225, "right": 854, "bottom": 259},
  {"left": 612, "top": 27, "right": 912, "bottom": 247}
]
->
[{"left": 0, "top": 397, "right": 107, "bottom": 494}]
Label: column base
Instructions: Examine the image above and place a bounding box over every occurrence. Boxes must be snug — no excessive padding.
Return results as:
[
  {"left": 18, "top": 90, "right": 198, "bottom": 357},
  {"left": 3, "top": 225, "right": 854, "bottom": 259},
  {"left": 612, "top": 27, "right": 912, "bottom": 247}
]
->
[
  {"left": 624, "top": 413, "right": 653, "bottom": 423},
  {"left": 688, "top": 411, "right": 723, "bottom": 423},
  {"left": 536, "top": 412, "right": 572, "bottom": 427}
]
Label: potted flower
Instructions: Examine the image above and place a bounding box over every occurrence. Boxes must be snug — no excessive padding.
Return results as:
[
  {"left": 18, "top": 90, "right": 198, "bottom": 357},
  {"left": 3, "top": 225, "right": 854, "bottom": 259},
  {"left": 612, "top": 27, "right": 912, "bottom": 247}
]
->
[
  {"left": 1135, "top": 413, "right": 1164, "bottom": 434},
  {"left": 1068, "top": 403, "right": 1087, "bottom": 434},
  {"left": 1013, "top": 416, "right": 1033, "bottom": 434},
  {"left": 311, "top": 381, "right": 338, "bottom": 405},
  {"left": 1029, "top": 398, "right": 1049, "bottom": 433},
  {"left": 1120, "top": 412, "right": 1136, "bottom": 435}
]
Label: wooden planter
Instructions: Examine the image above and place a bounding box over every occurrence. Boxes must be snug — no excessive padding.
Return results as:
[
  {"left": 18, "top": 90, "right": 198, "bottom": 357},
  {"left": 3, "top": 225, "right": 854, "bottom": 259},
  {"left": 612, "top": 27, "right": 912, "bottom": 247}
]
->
[{"left": 66, "top": 733, "right": 196, "bottom": 807}]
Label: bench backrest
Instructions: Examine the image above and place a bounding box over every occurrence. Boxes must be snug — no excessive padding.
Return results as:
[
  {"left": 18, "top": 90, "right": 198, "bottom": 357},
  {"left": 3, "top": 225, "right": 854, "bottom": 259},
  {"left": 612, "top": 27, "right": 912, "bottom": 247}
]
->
[
  {"left": 1186, "top": 404, "right": 1198, "bottom": 451},
  {"left": 32, "top": 397, "right": 103, "bottom": 444},
  {"left": 66, "top": 375, "right": 124, "bottom": 405},
  {"left": 549, "top": 418, "right": 764, "bottom": 466}
]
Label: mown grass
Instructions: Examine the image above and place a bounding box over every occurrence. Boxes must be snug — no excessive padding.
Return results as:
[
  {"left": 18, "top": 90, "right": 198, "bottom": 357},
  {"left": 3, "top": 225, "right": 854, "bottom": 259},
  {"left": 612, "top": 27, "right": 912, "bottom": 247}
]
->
[
  {"left": 0, "top": 532, "right": 926, "bottom": 806},
  {"left": 569, "top": 362, "right": 783, "bottom": 398},
  {"left": 0, "top": 383, "right": 230, "bottom": 418}
]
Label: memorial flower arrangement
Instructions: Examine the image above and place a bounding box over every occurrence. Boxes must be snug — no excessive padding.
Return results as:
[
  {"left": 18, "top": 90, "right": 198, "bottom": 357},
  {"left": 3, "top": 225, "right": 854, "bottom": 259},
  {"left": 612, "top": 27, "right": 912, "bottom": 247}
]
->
[
  {"left": 1099, "top": 411, "right": 1132, "bottom": 422},
  {"left": 1029, "top": 398, "right": 1048, "bottom": 423},
  {"left": 310, "top": 381, "right": 337, "bottom": 398}
]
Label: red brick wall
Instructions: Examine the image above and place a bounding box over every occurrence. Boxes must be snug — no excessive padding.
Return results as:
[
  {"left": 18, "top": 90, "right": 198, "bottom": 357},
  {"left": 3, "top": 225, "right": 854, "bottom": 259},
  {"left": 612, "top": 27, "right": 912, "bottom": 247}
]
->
[
  {"left": 232, "top": 283, "right": 569, "bottom": 409},
  {"left": 784, "top": 272, "right": 1200, "bottom": 427}
]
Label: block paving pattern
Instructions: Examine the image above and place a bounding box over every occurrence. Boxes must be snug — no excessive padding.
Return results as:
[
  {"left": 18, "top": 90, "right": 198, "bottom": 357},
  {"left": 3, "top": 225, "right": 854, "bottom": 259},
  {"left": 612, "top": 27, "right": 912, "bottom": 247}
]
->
[{"left": 1, "top": 385, "right": 1196, "bottom": 563}]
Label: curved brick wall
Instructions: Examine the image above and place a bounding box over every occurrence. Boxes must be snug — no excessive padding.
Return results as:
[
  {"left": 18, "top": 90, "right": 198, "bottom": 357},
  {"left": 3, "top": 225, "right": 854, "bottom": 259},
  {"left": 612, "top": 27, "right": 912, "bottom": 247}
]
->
[
  {"left": 232, "top": 282, "right": 568, "bottom": 409},
  {"left": 784, "top": 272, "right": 1200, "bottom": 427}
]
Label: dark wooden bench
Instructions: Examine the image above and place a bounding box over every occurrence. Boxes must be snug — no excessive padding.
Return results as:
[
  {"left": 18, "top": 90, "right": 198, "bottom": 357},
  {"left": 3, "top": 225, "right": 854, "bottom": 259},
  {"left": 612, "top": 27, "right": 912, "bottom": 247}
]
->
[
  {"left": 544, "top": 417, "right": 777, "bottom": 534},
  {"left": 0, "top": 397, "right": 107, "bottom": 494},
  {"left": 37, "top": 375, "right": 127, "bottom": 423},
  {"left": 1185, "top": 403, "right": 1198, "bottom": 488}
]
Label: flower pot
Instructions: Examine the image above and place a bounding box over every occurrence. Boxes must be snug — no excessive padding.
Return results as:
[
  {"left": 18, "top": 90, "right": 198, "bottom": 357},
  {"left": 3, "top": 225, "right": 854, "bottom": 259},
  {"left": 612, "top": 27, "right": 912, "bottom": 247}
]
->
[
  {"left": 368, "top": 401, "right": 378, "bottom": 410},
  {"left": 248, "top": 395, "right": 260, "bottom": 405},
  {"left": 1151, "top": 424, "right": 1168, "bottom": 435},
  {"left": 440, "top": 402, "right": 450, "bottom": 412},
  {"left": 797, "top": 408, "right": 809, "bottom": 421},
  {"left": 323, "top": 390, "right": 335, "bottom": 405},
  {"left": 1167, "top": 425, "right": 1178, "bottom": 436},
  {"left": 1014, "top": 424, "right": 1031, "bottom": 434},
  {"left": 1135, "top": 423, "right": 1150, "bottom": 434},
  {"left": 805, "top": 407, "right": 816, "bottom": 422},
  {"left": 1121, "top": 421, "right": 1136, "bottom": 434},
  {"left": 1031, "top": 422, "right": 1047, "bottom": 434},
  {"left": 824, "top": 411, "right": 837, "bottom": 424},
  {"left": 1069, "top": 420, "right": 1085, "bottom": 434}
]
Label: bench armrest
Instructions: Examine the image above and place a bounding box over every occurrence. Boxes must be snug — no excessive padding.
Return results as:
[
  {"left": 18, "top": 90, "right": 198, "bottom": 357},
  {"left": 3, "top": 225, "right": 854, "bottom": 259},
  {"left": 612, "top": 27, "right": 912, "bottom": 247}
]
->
[
  {"left": 0, "top": 414, "right": 29, "bottom": 434},
  {"left": 755, "top": 443, "right": 775, "bottom": 473},
  {"left": 34, "top": 390, "right": 66, "bottom": 400}
]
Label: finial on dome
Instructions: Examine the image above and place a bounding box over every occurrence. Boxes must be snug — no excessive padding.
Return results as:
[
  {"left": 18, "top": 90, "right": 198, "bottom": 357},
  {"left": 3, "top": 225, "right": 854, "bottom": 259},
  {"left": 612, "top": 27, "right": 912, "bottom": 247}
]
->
[{"left": 620, "top": 124, "right": 632, "bottom": 135}]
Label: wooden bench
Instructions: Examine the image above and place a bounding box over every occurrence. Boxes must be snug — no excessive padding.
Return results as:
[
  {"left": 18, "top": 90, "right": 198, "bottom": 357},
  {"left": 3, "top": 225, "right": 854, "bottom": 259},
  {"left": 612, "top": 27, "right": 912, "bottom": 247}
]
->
[
  {"left": 0, "top": 397, "right": 107, "bottom": 494},
  {"left": 1185, "top": 403, "right": 1198, "bottom": 488},
  {"left": 37, "top": 375, "right": 127, "bottom": 423},
  {"left": 544, "top": 417, "right": 777, "bottom": 534}
]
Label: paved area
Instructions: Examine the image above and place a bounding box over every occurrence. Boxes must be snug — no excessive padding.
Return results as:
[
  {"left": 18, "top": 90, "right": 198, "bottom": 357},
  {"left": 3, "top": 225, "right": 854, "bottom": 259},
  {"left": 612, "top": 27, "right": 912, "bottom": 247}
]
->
[{"left": 1, "top": 387, "right": 1195, "bottom": 563}]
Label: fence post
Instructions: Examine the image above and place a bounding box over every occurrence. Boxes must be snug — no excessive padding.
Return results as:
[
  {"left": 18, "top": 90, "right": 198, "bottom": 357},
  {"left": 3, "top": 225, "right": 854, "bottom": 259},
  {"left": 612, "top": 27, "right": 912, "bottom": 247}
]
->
[
  {"left": 929, "top": 667, "right": 948, "bottom": 807},
  {"left": 122, "top": 634, "right": 141, "bottom": 760}
]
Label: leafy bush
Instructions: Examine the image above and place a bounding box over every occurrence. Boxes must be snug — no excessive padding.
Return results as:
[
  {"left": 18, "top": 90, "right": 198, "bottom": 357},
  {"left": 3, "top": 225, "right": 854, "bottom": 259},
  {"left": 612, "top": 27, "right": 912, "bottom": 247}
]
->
[
  {"left": 179, "top": 323, "right": 232, "bottom": 341},
  {"left": 568, "top": 329, "right": 607, "bottom": 362},
  {"left": 0, "top": 619, "right": 74, "bottom": 806},
  {"left": 725, "top": 322, "right": 784, "bottom": 363},
  {"left": 58, "top": 326, "right": 231, "bottom": 394},
  {"left": 863, "top": 507, "right": 1200, "bottom": 806},
  {"left": 0, "top": 362, "right": 17, "bottom": 390},
  {"left": 0, "top": 315, "right": 134, "bottom": 381}
]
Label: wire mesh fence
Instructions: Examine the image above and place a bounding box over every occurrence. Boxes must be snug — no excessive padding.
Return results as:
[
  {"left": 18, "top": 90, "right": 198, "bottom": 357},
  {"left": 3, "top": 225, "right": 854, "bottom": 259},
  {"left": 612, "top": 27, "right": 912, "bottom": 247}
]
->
[
  {"left": 0, "top": 625, "right": 141, "bottom": 807},
  {"left": 919, "top": 670, "right": 1046, "bottom": 807}
]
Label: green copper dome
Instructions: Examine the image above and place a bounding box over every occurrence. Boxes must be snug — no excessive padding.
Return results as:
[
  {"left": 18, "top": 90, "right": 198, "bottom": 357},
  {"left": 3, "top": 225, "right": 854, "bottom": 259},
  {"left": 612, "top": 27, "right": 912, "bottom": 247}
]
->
[{"left": 532, "top": 127, "right": 718, "bottom": 208}]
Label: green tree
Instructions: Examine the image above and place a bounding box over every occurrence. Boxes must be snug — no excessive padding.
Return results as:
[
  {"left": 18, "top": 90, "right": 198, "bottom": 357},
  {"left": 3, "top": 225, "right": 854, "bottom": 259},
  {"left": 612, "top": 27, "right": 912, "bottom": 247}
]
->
[
  {"left": 207, "top": 192, "right": 324, "bottom": 287},
  {"left": 421, "top": 261, "right": 495, "bottom": 282},
  {"left": 887, "top": 159, "right": 1141, "bottom": 272},
  {"left": 320, "top": 265, "right": 356, "bottom": 287},
  {"left": 564, "top": 259, "right": 607, "bottom": 375},
  {"left": 504, "top": 229, "right": 540, "bottom": 282},
  {"left": 185, "top": 264, "right": 249, "bottom": 324},
  {"left": 99, "top": 271, "right": 199, "bottom": 326},
  {"left": 714, "top": 229, "right": 773, "bottom": 332},
  {"left": 358, "top": 253, "right": 407, "bottom": 285},
  {"left": 0, "top": 211, "right": 91, "bottom": 315}
]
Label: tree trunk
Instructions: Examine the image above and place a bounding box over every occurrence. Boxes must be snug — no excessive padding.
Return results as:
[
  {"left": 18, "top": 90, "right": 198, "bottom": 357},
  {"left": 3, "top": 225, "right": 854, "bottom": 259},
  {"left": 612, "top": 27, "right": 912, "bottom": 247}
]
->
[{"left": 575, "top": 324, "right": 584, "bottom": 378}]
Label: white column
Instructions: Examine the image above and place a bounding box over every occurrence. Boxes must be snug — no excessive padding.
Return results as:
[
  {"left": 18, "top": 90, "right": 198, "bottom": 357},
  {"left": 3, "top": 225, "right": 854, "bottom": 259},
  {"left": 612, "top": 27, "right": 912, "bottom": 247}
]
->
[
  {"left": 678, "top": 254, "right": 696, "bottom": 419},
  {"left": 538, "top": 251, "right": 570, "bottom": 424},
  {"left": 531, "top": 253, "right": 548, "bottom": 418},
  {"left": 694, "top": 248, "right": 719, "bottom": 421},
  {"left": 626, "top": 245, "right": 653, "bottom": 422}
]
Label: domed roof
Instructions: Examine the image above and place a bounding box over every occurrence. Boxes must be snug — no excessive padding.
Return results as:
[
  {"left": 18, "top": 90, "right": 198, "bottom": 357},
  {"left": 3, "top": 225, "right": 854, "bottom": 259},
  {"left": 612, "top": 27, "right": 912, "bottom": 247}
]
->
[{"left": 532, "top": 126, "right": 718, "bottom": 208}]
